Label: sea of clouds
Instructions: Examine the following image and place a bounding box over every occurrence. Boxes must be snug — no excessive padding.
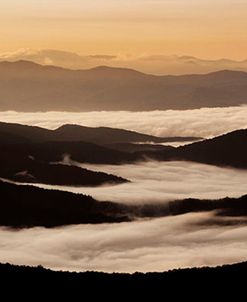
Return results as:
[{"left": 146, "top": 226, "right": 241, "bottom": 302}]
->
[
  {"left": 0, "top": 106, "right": 247, "bottom": 138},
  {"left": 0, "top": 212, "right": 246, "bottom": 273},
  {"left": 32, "top": 161, "right": 247, "bottom": 204},
  {"left": 1, "top": 106, "right": 247, "bottom": 272}
]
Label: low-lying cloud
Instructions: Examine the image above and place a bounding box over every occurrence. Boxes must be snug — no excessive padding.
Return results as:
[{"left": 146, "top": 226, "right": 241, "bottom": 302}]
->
[
  {"left": 1, "top": 108, "right": 247, "bottom": 273},
  {"left": 0, "top": 212, "right": 246, "bottom": 273},
  {"left": 0, "top": 106, "right": 247, "bottom": 139},
  {"left": 32, "top": 161, "right": 247, "bottom": 205}
]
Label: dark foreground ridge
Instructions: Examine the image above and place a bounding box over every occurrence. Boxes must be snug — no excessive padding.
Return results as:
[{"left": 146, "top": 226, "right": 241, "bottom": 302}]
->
[
  {"left": 148, "top": 128, "right": 247, "bottom": 169},
  {"left": 0, "top": 261, "right": 246, "bottom": 291},
  {"left": 1, "top": 180, "right": 247, "bottom": 228},
  {"left": 1, "top": 121, "right": 247, "bottom": 170},
  {"left": 0, "top": 121, "right": 199, "bottom": 145},
  {"left": 0, "top": 156, "right": 128, "bottom": 186},
  {"left": 0, "top": 180, "right": 130, "bottom": 227}
]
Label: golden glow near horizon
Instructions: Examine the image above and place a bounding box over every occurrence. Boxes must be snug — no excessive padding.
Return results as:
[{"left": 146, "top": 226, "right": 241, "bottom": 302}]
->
[{"left": 1, "top": 0, "right": 247, "bottom": 59}]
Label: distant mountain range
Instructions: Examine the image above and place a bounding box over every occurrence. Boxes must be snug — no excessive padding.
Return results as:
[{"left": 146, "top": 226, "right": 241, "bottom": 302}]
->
[
  {"left": 1, "top": 61, "right": 247, "bottom": 111},
  {"left": 2, "top": 48, "right": 247, "bottom": 75}
]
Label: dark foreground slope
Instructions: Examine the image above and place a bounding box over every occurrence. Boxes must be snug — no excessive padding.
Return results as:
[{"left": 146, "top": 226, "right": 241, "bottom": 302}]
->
[
  {"left": 1, "top": 61, "right": 247, "bottom": 111},
  {"left": 0, "top": 124, "right": 138, "bottom": 185},
  {"left": 1, "top": 180, "right": 247, "bottom": 228},
  {"left": 176, "top": 129, "right": 247, "bottom": 168},
  {"left": 0, "top": 181, "right": 130, "bottom": 227},
  {"left": 0, "top": 156, "right": 127, "bottom": 186},
  {"left": 2, "top": 122, "right": 247, "bottom": 170},
  {"left": 0, "top": 262, "right": 246, "bottom": 293},
  {"left": 0, "top": 143, "right": 128, "bottom": 186},
  {"left": 150, "top": 129, "right": 247, "bottom": 169},
  {"left": 132, "top": 195, "right": 247, "bottom": 225}
]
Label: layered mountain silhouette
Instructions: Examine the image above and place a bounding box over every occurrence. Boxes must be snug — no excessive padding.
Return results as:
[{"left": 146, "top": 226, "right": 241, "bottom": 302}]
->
[
  {"left": 0, "top": 180, "right": 130, "bottom": 228},
  {"left": 2, "top": 48, "right": 247, "bottom": 75},
  {"left": 0, "top": 141, "right": 131, "bottom": 186},
  {"left": 0, "top": 157, "right": 127, "bottom": 186},
  {"left": 1, "top": 121, "right": 247, "bottom": 171},
  {"left": 169, "top": 195, "right": 247, "bottom": 222},
  {"left": 0, "top": 122, "right": 143, "bottom": 185},
  {"left": 1, "top": 179, "right": 247, "bottom": 228},
  {"left": 132, "top": 194, "right": 247, "bottom": 224},
  {"left": 1, "top": 61, "right": 247, "bottom": 111},
  {"left": 150, "top": 129, "right": 247, "bottom": 169},
  {"left": 0, "top": 128, "right": 139, "bottom": 188},
  {"left": 0, "top": 121, "right": 198, "bottom": 145},
  {"left": 0, "top": 122, "right": 198, "bottom": 179}
]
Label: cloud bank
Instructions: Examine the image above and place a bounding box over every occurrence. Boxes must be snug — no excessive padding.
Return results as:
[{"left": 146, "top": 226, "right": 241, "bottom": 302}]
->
[
  {"left": 0, "top": 106, "right": 247, "bottom": 139},
  {"left": 32, "top": 161, "right": 247, "bottom": 204},
  {"left": 1, "top": 107, "right": 247, "bottom": 273},
  {"left": 0, "top": 213, "right": 246, "bottom": 273}
]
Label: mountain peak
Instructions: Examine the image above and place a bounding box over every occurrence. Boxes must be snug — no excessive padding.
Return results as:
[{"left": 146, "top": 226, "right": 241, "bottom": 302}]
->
[
  {"left": 204, "top": 69, "right": 247, "bottom": 79},
  {"left": 55, "top": 124, "right": 87, "bottom": 131},
  {"left": 0, "top": 60, "right": 41, "bottom": 68},
  {"left": 88, "top": 65, "right": 145, "bottom": 76}
]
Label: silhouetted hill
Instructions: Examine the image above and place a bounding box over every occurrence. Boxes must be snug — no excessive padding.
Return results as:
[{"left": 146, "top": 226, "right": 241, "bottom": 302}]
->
[
  {"left": 0, "top": 180, "right": 130, "bottom": 228},
  {"left": 52, "top": 124, "right": 189, "bottom": 144},
  {"left": 178, "top": 129, "right": 247, "bottom": 168},
  {"left": 0, "top": 157, "right": 127, "bottom": 186},
  {"left": 105, "top": 143, "right": 175, "bottom": 153},
  {"left": 0, "top": 261, "right": 246, "bottom": 293},
  {"left": 0, "top": 130, "right": 138, "bottom": 186},
  {"left": 0, "top": 122, "right": 199, "bottom": 144},
  {"left": 1, "top": 179, "right": 247, "bottom": 228},
  {"left": 0, "top": 141, "right": 138, "bottom": 165},
  {"left": 0, "top": 122, "right": 183, "bottom": 168},
  {"left": 1, "top": 61, "right": 247, "bottom": 111},
  {"left": 0, "top": 126, "right": 131, "bottom": 185},
  {"left": 131, "top": 194, "right": 247, "bottom": 225},
  {"left": 0, "top": 122, "right": 50, "bottom": 143},
  {"left": 147, "top": 129, "right": 247, "bottom": 169},
  {"left": 169, "top": 195, "right": 247, "bottom": 221}
]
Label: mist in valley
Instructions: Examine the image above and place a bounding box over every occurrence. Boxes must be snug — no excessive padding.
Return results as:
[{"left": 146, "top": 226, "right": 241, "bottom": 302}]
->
[
  {"left": 0, "top": 212, "right": 246, "bottom": 273},
  {"left": 1, "top": 107, "right": 247, "bottom": 273},
  {"left": 30, "top": 160, "right": 247, "bottom": 205}
]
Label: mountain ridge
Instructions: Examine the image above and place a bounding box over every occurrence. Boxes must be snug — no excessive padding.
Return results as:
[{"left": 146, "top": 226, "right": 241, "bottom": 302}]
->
[
  {"left": 2, "top": 48, "right": 247, "bottom": 75},
  {"left": 2, "top": 59, "right": 247, "bottom": 77},
  {"left": 0, "top": 121, "right": 201, "bottom": 144},
  {"left": 149, "top": 128, "right": 247, "bottom": 169},
  {"left": 1, "top": 61, "right": 247, "bottom": 111}
]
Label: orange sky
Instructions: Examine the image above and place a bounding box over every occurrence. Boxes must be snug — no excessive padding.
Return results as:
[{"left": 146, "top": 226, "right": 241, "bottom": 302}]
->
[{"left": 1, "top": 0, "right": 247, "bottom": 59}]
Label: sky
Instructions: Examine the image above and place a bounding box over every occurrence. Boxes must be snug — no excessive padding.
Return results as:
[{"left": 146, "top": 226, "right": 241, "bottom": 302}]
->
[{"left": 1, "top": 0, "right": 247, "bottom": 59}]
